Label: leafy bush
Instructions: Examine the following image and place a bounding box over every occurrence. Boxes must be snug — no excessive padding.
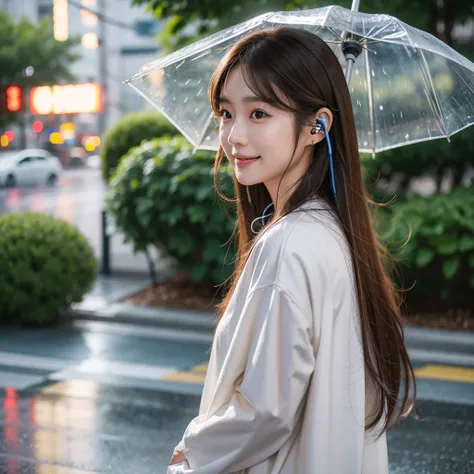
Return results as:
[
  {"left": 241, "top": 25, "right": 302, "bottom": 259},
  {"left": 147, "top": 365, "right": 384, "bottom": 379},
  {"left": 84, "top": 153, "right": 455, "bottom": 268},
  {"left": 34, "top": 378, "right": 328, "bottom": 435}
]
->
[
  {"left": 106, "top": 135, "right": 235, "bottom": 285},
  {"left": 0, "top": 212, "right": 97, "bottom": 325},
  {"left": 361, "top": 127, "right": 474, "bottom": 200},
  {"left": 100, "top": 111, "right": 179, "bottom": 181},
  {"left": 379, "top": 187, "right": 474, "bottom": 307}
]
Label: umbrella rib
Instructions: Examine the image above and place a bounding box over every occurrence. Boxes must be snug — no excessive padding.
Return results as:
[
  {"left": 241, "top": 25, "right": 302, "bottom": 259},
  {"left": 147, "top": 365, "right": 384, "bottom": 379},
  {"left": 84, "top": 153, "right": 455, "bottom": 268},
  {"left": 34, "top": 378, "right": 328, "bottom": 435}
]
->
[
  {"left": 364, "top": 21, "right": 392, "bottom": 42},
  {"left": 452, "top": 66, "right": 474, "bottom": 97},
  {"left": 327, "top": 26, "right": 344, "bottom": 42},
  {"left": 363, "top": 40, "right": 376, "bottom": 157},
  {"left": 418, "top": 49, "right": 450, "bottom": 138},
  {"left": 193, "top": 111, "right": 215, "bottom": 152}
]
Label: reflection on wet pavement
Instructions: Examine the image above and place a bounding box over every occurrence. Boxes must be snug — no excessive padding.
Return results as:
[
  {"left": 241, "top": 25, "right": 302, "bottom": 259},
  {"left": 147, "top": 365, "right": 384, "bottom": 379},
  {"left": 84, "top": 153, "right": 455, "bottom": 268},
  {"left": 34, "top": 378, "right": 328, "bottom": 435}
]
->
[
  {"left": 1, "top": 379, "right": 474, "bottom": 473},
  {"left": 1, "top": 381, "right": 200, "bottom": 474}
]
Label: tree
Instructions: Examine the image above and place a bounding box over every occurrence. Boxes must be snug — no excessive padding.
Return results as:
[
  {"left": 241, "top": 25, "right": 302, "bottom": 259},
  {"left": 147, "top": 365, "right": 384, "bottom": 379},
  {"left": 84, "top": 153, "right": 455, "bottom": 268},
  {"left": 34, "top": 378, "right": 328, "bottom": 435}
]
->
[
  {"left": 0, "top": 10, "right": 81, "bottom": 128},
  {"left": 132, "top": 0, "right": 473, "bottom": 54}
]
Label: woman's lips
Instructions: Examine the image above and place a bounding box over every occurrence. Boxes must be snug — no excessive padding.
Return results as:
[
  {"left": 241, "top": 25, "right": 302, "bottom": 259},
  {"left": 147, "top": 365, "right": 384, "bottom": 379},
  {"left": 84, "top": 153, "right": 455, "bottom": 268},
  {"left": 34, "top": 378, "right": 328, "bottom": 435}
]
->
[{"left": 235, "top": 156, "right": 260, "bottom": 167}]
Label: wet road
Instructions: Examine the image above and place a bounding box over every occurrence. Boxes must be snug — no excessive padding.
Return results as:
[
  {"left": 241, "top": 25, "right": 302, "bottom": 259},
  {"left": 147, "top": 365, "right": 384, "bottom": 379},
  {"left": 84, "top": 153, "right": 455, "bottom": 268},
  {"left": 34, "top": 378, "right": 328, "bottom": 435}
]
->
[
  {"left": 1, "top": 382, "right": 199, "bottom": 474},
  {"left": 2, "top": 381, "right": 473, "bottom": 474},
  {"left": 0, "top": 168, "right": 157, "bottom": 274},
  {"left": 0, "top": 323, "right": 473, "bottom": 474}
]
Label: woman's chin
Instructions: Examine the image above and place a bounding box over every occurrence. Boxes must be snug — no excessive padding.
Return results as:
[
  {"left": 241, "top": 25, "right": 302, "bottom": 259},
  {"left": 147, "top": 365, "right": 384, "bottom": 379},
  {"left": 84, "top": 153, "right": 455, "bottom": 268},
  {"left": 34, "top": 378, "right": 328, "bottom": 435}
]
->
[{"left": 235, "top": 174, "right": 263, "bottom": 186}]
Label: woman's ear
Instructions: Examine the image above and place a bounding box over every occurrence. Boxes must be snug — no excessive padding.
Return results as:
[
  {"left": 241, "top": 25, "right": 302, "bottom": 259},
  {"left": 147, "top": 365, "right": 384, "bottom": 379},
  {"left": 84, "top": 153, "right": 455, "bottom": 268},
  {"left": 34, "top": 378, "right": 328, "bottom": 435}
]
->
[
  {"left": 316, "top": 107, "right": 333, "bottom": 133},
  {"left": 305, "top": 107, "right": 334, "bottom": 147}
]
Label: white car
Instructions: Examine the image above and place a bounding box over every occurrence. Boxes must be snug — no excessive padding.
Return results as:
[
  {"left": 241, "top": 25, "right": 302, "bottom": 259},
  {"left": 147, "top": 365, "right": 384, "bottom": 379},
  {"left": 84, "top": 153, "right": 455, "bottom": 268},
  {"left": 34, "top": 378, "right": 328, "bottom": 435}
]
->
[
  {"left": 0, "top": 149, "right": 63, "bottom": 187},
  {"left": 87, "top": 154, "right": 101, "bottom": 169}
]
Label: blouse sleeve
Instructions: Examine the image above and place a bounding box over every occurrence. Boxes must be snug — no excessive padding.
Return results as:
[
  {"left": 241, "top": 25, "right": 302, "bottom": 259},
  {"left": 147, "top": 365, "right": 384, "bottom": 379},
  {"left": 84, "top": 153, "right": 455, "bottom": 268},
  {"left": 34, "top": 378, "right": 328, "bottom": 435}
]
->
[{"left": 167, "top": 284, "right": 315, "bottom": 474}]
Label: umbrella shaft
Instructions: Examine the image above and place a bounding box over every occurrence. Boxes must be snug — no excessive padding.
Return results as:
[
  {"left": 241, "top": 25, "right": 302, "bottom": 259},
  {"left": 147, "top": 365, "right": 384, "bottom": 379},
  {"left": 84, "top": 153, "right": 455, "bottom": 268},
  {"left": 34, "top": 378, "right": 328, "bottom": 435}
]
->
[
  {"left": 341, "top": 0, "right": 360, "bottom": 83},
  {"left": 344, "top": 59, "right": 355, "bottom": 83}
]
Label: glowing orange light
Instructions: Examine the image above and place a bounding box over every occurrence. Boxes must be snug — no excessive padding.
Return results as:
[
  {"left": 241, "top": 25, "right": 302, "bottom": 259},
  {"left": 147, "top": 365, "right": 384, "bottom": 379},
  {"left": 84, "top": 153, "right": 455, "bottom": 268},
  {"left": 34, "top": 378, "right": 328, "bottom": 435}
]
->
[
  {"left": 1, "top": 135, "right": 9, "bottom": 147},
  {"left": 4, "top": 387, "right": 19, "bottom": 474},
  {"left": 82, "top": 32, "right": 99, "bottom": 49},
  {"left": 30, "top": 83, "right": 103, "bottom": 115},
  {"left": 53, "top": 0, "right": 69, "bottom": 41},
  {"left": 6, "top": 86, "right": 22, "bottom": 112}
]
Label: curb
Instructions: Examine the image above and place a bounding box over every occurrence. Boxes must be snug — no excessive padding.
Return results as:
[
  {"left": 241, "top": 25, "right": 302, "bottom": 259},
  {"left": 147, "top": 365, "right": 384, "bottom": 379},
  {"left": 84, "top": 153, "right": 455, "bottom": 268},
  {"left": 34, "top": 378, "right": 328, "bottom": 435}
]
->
[
  {"left": 67, "top": 300, "right": 474, "bottom": 360},
  {"left": 65, "top": 302, "right": 217, "bottom": 334},
  {"left": 404, "top": 326, "right": 474, "bottom": 354},
  {"left": 405, "top": 326, "right": 474, "bottom": 366}
]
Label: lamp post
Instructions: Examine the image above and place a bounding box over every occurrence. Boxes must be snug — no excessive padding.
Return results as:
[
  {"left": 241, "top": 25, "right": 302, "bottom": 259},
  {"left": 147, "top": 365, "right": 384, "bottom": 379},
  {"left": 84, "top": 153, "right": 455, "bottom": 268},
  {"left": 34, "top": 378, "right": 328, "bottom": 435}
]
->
[{"left": 96, "top": 0, "right": 108, "bottom": 138}]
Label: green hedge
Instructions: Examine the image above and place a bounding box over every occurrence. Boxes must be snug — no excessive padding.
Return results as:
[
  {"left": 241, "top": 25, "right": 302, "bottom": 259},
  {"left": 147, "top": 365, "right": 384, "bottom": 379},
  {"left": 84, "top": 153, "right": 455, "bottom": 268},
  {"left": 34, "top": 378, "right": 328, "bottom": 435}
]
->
[
  {"left": 0, "top": 212, "right": 98, "bottom": 325},
  {"left": 361, "top": 127, "right": 474, "bottom": 200},
  {"left": 379, "top": 187, "right": 474, "bottom": 307},
  {"left": 106, "top": 132, "right": 473, "bottom": 310},
  {"left": 100, "top": 111, "right": 179, "bottom": 182},
  {"left": 106, "top": 135, "right": 235, "bottom": 285}
]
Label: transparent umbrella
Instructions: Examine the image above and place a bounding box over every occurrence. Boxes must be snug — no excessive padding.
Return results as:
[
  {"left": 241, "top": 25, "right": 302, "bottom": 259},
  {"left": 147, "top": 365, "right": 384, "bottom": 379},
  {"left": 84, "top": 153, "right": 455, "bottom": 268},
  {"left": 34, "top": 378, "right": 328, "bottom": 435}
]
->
[{"left": 125, "top": 4, "right": 474, "bottom": 156}]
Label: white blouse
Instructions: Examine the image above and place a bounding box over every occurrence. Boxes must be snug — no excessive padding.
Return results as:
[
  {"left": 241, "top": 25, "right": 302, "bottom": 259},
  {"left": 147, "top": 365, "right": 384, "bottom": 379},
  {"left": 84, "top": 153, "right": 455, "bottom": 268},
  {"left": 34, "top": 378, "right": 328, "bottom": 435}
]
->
[{"left": 167, "top": 199, "right": 389, "bottom": 474}]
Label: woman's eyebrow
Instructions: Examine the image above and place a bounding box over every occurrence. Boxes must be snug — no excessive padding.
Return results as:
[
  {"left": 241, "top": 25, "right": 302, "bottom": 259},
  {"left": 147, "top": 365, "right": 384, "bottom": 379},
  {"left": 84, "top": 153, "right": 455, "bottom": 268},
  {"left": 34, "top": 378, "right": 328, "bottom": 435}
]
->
[{"left": 219, "top": 95, "right": 262, "bottom": 104}]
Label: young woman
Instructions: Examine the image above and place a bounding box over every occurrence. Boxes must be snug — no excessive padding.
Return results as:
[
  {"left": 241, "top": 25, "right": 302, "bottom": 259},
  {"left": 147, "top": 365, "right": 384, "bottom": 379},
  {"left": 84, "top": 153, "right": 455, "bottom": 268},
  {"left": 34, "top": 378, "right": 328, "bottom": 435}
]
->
[{"left": 168, "top": 26, "right": 416, "bottom": 474}]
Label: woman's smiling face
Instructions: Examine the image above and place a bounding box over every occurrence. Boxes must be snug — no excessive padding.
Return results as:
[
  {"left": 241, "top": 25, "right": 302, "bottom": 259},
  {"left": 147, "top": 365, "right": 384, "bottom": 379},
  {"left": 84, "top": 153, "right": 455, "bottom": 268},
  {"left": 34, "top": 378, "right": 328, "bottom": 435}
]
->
[{"left": 217, "top": 65, "right": 315, "bottom": 203}]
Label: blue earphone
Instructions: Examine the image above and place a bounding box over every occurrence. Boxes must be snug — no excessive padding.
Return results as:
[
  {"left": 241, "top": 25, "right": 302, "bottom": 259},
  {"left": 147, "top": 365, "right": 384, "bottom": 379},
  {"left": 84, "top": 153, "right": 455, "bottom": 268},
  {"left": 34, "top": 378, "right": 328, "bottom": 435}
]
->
[{"left": 315, "top": 117, "right": 337, "bottom": 201}]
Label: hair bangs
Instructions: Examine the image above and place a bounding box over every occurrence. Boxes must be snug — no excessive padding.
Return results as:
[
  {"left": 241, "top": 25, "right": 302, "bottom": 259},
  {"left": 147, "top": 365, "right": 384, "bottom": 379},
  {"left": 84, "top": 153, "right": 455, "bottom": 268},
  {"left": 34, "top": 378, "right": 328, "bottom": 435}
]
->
[{"left": 209, "top": 39, "right": 297, "bottom": 115}]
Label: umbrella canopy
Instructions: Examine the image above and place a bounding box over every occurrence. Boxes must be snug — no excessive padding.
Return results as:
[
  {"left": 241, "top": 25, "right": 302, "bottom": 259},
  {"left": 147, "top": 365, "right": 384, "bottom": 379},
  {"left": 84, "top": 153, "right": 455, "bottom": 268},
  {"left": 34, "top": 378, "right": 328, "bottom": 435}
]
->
[{"left": 126, "top": 5, "right": 474, "bottom": 155}]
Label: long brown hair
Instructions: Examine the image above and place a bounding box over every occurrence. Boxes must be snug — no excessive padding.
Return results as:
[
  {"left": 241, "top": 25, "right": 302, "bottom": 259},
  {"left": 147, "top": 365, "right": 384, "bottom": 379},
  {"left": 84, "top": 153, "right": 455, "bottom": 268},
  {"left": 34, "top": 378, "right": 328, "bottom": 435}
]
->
[{"left": 210, "top": 27, "right": 415, "bottom": 433}]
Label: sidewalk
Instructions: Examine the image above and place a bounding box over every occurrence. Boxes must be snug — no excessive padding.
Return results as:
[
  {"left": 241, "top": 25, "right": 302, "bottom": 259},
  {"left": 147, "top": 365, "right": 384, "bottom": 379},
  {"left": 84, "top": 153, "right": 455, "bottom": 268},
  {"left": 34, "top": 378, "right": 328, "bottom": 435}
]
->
[
  {"left": 71, "top": 274, "right": 474, "bottom": 364},
  {"left": 68, "top": 273, "right": 216, "bottom": 341}
]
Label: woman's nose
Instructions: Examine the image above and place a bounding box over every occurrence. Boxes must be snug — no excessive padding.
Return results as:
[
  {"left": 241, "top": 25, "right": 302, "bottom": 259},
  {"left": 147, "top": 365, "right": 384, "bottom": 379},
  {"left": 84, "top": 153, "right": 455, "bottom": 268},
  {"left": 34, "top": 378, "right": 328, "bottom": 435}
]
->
[{"left": 227, "top": 121, "right": 248, "bottom": 147}]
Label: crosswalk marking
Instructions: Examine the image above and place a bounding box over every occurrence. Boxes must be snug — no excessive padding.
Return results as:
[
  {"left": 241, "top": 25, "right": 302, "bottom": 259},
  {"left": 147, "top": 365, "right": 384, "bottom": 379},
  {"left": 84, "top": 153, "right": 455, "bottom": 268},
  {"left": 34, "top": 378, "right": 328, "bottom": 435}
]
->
[
  {"left": 164, "top": 372, "right": 207, "bottom": 384},
  {"left": 414, "top": 364, "right": 474, "bottom": 383},
  {"left": 0, "top": 371, "right": 45, "bottom": 390},
  {"left": 163, "top": 362, "right": 208, "bottom": 385},
  {"left": 165, "top": 363, "right": 474, "bottom": 386},
  {"left": 2, "top": 348, "right": 474, "bottom": 392},
  {"left": 53, "top": 359, "right": 176, "bottom": 382},
  {"left": 0, "top": 351, "right": 72, "bottom": 372},
  {"left": 191, "top": 363, "right": 209, "bottom": 374}
]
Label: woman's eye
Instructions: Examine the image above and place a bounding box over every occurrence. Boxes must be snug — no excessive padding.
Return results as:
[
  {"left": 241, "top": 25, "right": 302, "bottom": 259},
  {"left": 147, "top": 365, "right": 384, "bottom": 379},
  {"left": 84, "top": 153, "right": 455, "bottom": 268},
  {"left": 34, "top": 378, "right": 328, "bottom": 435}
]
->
[
  {"left": 215, "top": 110, "right": 231, "bottom": 120},
  {"left": 251, "top": 109, "right": 268, "bottom": 119},
  {"left": 217, "top": 108, "right": 268, "bottom": 122}
]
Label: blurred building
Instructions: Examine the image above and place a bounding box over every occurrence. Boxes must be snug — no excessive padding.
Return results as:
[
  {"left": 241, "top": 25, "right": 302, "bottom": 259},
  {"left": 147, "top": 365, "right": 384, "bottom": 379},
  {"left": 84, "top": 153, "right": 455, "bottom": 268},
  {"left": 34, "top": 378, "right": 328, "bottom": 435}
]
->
[{"left": 2, "top": 0, "right": 164, "bottom": 133}]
